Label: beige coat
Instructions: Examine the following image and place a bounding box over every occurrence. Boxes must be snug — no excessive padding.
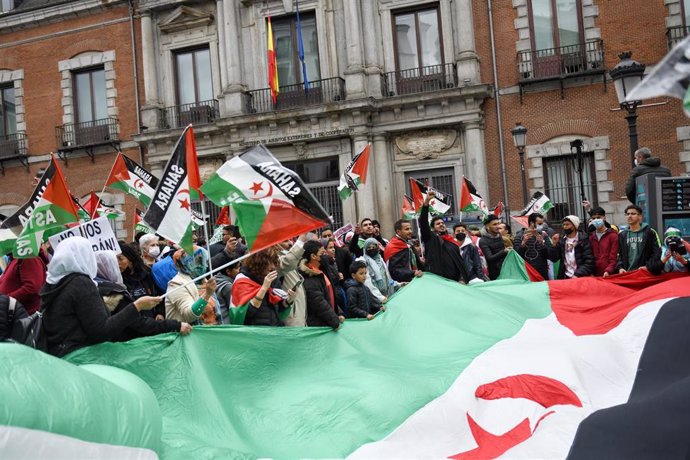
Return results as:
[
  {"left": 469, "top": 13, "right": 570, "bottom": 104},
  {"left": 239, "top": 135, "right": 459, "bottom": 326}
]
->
[
  {"left": 278, "top": 242, "right": 307, "bottom": 327},
  {"left": 165, "top": 273, "right": 201, "bottom": 323}
]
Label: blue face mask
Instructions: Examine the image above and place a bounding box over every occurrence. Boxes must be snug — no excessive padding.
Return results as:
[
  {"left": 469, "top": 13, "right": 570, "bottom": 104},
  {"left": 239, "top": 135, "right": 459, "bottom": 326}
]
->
[{"left": 592, "top": 219, "right": 605, "bottom": 228}]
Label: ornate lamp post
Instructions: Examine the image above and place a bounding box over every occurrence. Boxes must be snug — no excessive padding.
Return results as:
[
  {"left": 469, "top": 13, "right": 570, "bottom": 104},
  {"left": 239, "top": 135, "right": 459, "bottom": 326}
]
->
[
  {"left": 511, "top": 122, "right": 528, "bottom": 204},
  {"left": 610, "top": 51, "right": 646, "bottom": 167},
  {"left": 570, "top": 139, "right": 587, "bottom": 215}
]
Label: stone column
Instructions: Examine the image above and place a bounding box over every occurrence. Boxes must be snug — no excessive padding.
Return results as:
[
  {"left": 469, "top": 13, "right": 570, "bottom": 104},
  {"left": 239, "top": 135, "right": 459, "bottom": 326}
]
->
[
  {"left": 453, "top": 0, "right": 480, "bottom": 83},
  {"left": 373, "top": 134, "right": 394, "bottom": 236},
  {"left": 464, "top": 121, "right": 490, "bottom": 204},
  {"left": 140, "top": 11, "right": 161, "bottom": 129},
  {"left": 342, "top": 0, "right": 366, "bottom": 99},
  {"left": 361, "top": 0, "right": 382, "bottom": 98},
  {"left": 353, "top": 136, "right": 376, "bottom": 220},
  {"left": 219, "top": 0, "right": 246, "bottom": 116},
  {"left": 216, "top": 0, "right": 228, "bottom": 89}
]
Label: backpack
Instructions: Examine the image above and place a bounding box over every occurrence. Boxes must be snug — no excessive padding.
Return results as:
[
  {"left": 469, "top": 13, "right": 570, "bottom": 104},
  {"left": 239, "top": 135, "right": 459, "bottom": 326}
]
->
[{"left": 0, "top": 295, "right": 47, "bottom": 351}]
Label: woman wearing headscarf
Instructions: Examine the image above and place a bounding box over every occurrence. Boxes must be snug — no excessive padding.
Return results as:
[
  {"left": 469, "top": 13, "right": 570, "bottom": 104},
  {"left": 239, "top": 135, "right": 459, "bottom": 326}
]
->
[
  {"left": 165, "top": 246, "right": 217, "bottom": 324},
  {"left": 118, "top": 243, "right": 165, "bottom": 320},
  {"left": 95, "top": 251, "right": 192, "bottom": 341},
  {"left": 41, "top": 237, "right": 161, "bottom": 357},
  {"left": 358, "top": 237, "right": 399, "bottom": 303}
]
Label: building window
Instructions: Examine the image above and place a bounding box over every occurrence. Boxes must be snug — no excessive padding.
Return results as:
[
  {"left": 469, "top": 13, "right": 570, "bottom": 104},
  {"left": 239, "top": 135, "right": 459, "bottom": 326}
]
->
[
  {"left": 0, "top": 85, "right": 16, "bottom": 137},
  {"left": 683, "top": 0, "right": 690, "bottom": 28},
  {"left": 543, "top": 152, "right": 597, "bottom": 223},
  {"left": 284, "top": 157, "right": 342, "bottom": 228},
  {"left": 174, "top": 47, "right": 213, "bottom": 106},
  {"left": 73, "top": 68, "right": 106, "bottom": 124},
  {"left": 393, "top": 6, "right": 443, "bottom": 71},
  {"left": 528, "top": 0, "right": 583, "bottom": 51},
  {"left": 273, "top": 12, "right": 321, "bottom": 87},
  {"left": 0, "top": 0, "right": 14, "bottom": 13},
  {"left": 405, "top": 168, "right": 456, "bottom": 214}
]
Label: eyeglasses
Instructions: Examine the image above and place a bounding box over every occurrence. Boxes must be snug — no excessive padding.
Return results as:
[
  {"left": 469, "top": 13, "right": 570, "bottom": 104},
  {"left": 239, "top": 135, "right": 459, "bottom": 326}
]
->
[{"left": 625, "top": 212, "right": 640, "bottom": 216}]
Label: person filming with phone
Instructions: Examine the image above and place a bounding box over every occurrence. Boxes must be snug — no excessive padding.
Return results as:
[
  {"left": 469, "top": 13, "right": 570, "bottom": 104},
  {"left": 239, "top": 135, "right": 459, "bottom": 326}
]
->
[{"left": 514, "top": 213, "right": 553, "bottom": 281}]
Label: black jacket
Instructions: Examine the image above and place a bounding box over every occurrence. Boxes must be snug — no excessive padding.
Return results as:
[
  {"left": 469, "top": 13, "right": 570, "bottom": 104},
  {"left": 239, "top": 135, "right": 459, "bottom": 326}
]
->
[
  {"left": 616, "top": 224, "right": 663, "bottom": 275},
  {"left": 419, "top": 205, "right": 469, "bottom": 283},
  {"left": 240, "top": 269, "right": 288, "bottom": 327},
  {"left": 122, "top": 267, "right": 164, "bottom": 319},
  {"left": 625, "top": 157, "right": 672, "bottom": 203},
  {"left": 387, "top": 236, "right": 417, "bottom": 283},
  {"left": 478, "top": 228, "right": 507, "bottom": 280},
  {"left": 549, "top": 232, "right": 595, "bottom": 279},
  {"left": 344, "top": 278, "right": 381, "bottom": 318},
  {"left": 460, "top": 242, "right": 485, "bottom": 281},
  {"left": 299, "top": 260, "right": 343, "bottom": 329},
  {"left": 97, "top": 280, "right": 181, "bottom": 341},
  {"left": 41, "top": 273, "right": 141, "bottom": 357},
  {"left": 348, "top": 233, "right": 387, "bottom": 258},
  {"left": 514, "top": 229, "right": 553, "bottom": 281},
  {"left": 334, "top": 246, "right": 354, "bottom": 282}
]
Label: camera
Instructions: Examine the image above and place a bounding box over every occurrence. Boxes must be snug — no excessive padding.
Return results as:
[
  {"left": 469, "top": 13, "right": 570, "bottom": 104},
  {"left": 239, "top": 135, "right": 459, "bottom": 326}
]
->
[{"left": 666, "top": 236, "right": 687, "bottom": 256}]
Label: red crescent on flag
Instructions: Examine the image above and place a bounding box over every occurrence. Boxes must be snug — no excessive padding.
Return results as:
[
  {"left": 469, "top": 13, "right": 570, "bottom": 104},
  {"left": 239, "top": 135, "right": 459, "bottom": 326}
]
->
[
  {"left": 133, "top": 178, "right": 145, "bottom": 189},
  {"left": 450, "top": 374, "right": 582, "bottom": 459},
  {"left": 251, "top": 182, "right": 274, "bottom": 200}
]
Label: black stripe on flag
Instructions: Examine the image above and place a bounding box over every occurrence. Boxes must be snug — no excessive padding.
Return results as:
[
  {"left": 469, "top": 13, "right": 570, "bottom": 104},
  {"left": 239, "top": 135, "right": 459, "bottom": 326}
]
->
[{"left": 567, "top": 297, "right": 690, "bottom": 459}]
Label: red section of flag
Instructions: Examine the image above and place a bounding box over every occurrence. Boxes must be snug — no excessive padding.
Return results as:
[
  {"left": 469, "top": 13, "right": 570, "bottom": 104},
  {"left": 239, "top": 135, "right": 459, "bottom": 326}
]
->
[
  {"left": 267, "top": 17, "right": 279, "bottom": 106},
  {"left": 450, "top": 414, "right": 533, "bottom": 460},
  {"left": 44, "top": 157, "right": 79, "bottom": 219},
  {"left": 185, "top": 127, "right": 203, "bottom": 200},
  {"left": 511, "top": 215, "right": 529, "bottom": 229},
  {"left": 401, "top": 194, "right": 415, "bottom": 218},
  {"left": 548, "top": 271, "right": 690, "bottom": 336},
  {"left": 525, "top": 261, "right": 545, "bottom": 282},
  {"left": 383, "top": 236, "right": 408, "bottom": 263},
  {"left": 232, "top": 275, "right": 283, "bottom": 307},
  {"left": 250, "top": 199, "right": 327, "bottom": 253},
  {"left": 216, "top": 206, "right": 231, "bottom": 226},
  {"left": 459, "top": 177, "right": 473, "bottom": 210},
  {"left": 105, "top": 152, "right": 130, "bottom": 186},
  {"left": 352, "top": 144, "right": 370, "bottom": 185},
  {"left": 83, "top": 191, "right": 101, "bottom": 219},
  {"left": 475, "top": 374, "right": 583, "bottom": 408},
  {"left": 409, "top": 178, "right": 425, "bottom": 211},
  {"left": 492, "top": 201, "right": 504, "bottom": 218}
]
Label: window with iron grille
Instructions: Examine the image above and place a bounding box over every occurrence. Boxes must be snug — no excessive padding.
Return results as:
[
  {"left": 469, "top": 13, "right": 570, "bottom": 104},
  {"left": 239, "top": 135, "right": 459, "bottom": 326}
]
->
[
  {"left": 404, "top": 168, "right": 456, "bottom": 214},
  {"left": 0, "top": 85, "right": 16, "bottom": 137},
  {"left": 543, "top": 152, "right": 597, "bottom": 223}
]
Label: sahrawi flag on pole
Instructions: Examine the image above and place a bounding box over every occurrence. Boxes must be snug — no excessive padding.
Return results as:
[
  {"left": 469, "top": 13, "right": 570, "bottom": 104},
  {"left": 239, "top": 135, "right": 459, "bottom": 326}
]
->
[
  {"left": 143, "top": 125, "right": 202, "bottom": 254},
  {"left": 12, "top": 271, "right": 690, "bottom": 458},
  {"left": 512, "top": 191, "right": 554, "bottom": 228},
  {"left": 202, "top": 144, "right": 331, "bottom": 324},
  {"left": 459, "top": 176, "right": 489, "bottom": 215},
  {"left": 409, "top": 177, "right": 451, "bottom": 215},
  {"left": 338, "top": 143, "right": 371, "bottom": 200},
  {"left": 13, "top": 156, "right": 79, "bottom": 258},
  {"left": 208, "top": 206, "right": 231, "bottom": 245},
  {"left": 105, "top": 152, "right": 159, "bottom": 207}
]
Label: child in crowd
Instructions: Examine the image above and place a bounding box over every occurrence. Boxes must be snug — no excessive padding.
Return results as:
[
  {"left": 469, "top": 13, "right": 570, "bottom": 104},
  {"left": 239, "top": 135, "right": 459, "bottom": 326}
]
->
[{"left": 345, "top": 260, "right": 384, "bottom": 320}]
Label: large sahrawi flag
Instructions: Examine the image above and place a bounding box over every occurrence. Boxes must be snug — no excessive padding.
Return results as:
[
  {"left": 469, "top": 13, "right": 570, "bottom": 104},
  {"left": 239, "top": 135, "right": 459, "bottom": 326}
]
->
[
  {"left": 4, "top": 271, "right": 690, "bottom": 458},
  {"left": 105, "top": 152, "right": 159, "bottom": 207},
  {"left": 0, "top": 160, "right": 58, "bottom": 255},
  {"left": 143, "top": 126, "right": 202, "bottom": 254},
  {"left": 201, "top": 144, "right": 331, "bottom": 252},
  {"left": 13, "top": 157, "right": 79, "bottom": 258}
]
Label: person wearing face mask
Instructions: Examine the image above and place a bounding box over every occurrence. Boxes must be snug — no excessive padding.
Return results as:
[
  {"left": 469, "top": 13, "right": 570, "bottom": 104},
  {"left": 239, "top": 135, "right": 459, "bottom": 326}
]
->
[
  {"left": 453, "top": 223, "right": 485, "bottom": 282},
  {"left": 625, "top": 147, "right": 671, "bottom": 204},
  {"left": 165, "top": 246, "right": 217, "bottom": 323},
  {"left": 139, "top": 234, "right": 161, "bottom": 267},
  {"left": 514, "top": 213, "right": 553, "bottom": 281},
  {"left": 549, "top": 215, "right": 594, "bottom": 279},
  {"left": 118, "top": 243, "right": 165, "bottom": 320},
  {"left": 419, "top": 191, "right": 470, "bottom": 284},
  {"left": 587, "top": 207, "right": 619, "bottom": 277},
  {"left": 357, "top": 238, "right": 400, "bottom": 303}
]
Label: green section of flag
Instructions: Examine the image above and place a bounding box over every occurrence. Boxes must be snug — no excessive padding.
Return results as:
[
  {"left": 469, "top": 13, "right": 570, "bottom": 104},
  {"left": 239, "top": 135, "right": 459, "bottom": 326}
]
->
[
  {"left": 109, "top": 181, "right": 152, "bottom": 207},
  {"left": 65, "top": 274, "right": 551, "bottom": 459},
  {"left": 14, "top": 204, "right": 78, "bottom": 258},
  {"left": 497, "top": 250, "right": 532, "bottom": 281},
  {"left": 228, "top": 303, "right": 249, "bottom": 325},
  {"left": 0, "top": 228, "right": 16, "bottom": 256}
]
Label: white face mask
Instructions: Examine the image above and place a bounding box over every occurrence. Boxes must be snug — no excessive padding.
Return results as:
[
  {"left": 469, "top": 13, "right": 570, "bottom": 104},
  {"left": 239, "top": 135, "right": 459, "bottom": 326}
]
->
[
  {"left": 634, "top": 158, "right": 639, "bottom": 166},
  {"left": 148, "top": 246, "right": 161, "bottom": 258}
]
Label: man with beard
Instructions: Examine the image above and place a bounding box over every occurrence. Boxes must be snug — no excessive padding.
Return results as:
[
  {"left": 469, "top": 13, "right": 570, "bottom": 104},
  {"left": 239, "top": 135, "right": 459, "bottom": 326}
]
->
[
  {"left": 419, "top": 191, "right": 469, "bottom": 283},
  {"left": 349, "top": 218, "right": 387, "bottom": 257},
  {"left": 383, "top": 219, "right": 423, "bottom": 283}
]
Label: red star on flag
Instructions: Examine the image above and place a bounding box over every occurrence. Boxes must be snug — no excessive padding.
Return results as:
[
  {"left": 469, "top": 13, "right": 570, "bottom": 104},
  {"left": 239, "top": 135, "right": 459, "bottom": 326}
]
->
[
  {"left": 179, "top": 198, "right": 191, "bottom": 210},
  {"left": 250, "top": 181, "right": 264, "bottom": 196}
]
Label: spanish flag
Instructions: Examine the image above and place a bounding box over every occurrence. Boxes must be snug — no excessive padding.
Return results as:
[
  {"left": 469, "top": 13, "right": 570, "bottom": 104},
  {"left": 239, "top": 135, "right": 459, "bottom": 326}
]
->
[{"left": 267, "top": 16, "right": 279, "bottom": 106}]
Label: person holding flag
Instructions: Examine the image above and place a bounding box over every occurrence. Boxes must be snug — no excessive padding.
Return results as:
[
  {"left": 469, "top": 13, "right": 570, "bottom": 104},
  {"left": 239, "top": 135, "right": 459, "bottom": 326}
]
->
[
  {"left": 383, "top": 219, "right": 423, "bottom": 283},
  {"left": 419, "top": 191, "right": 469, "bottom": 284}
]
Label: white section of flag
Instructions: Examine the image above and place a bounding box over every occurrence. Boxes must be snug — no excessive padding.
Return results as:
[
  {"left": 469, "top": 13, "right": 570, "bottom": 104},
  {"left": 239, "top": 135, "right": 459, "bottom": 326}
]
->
[{"left": 349, "top": 299, "right": 669, "bottom": 459}]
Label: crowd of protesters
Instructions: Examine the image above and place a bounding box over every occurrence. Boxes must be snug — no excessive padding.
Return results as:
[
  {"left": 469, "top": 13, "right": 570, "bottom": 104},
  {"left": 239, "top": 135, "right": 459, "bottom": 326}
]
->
[{"left": 1, "top": 182, "right": 688, "bottom": 358}]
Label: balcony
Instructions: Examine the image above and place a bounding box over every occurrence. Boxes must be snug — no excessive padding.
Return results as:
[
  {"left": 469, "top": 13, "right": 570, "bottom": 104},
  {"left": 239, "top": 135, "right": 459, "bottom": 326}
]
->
[
  {"left": 159, "top": 99, "right": 220, "bottom": 130},
  {"left": 517, "top": 40, "right": 605, "bottom": 99},
  {"left": 56, "top": 118, "right": 119, "bottom": 162},
  {"left": 0, "top": 131, "right": 28, "bottom": 174},
  {"left": 667, "top": 26, "right": 690, "bottom": 50},
  {"left": 382, "top": 63, "right": 457, "bottom": 97},
  {"left": 245, "top": 77, "right": 345, "bottom": 114}
]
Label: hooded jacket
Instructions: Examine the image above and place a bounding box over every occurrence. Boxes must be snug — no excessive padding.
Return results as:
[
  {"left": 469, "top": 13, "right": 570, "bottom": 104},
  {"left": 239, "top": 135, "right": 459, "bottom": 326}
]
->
[
  {"left": 41, "top": 273, "right": 140, "bottom": 357},
  {"left": 550, "top": 231, "right": 595, "bottom": 279},
  {"left": 478, "top": 227, "right": 507, "bottom": 280},
  {"left": 460, "top": 237, "right": 485, "bottom": 281},
  {"left": 514, "top": 228, "right": 553, "bottom": 281},
  {"left": 299, "top": 259, "right": 342, "bottom": 329},
  {"left": 589, "top": 227, "right": 619, "bottom": 276},
  {"left": 616, "top": 223, "right": 663, "bottom": 275},
  {"left": 625, "top": 157, "right": 672, "bottom": 203},
  {"left": 419, "top": 205, "right": 469, "bottom": 283}
]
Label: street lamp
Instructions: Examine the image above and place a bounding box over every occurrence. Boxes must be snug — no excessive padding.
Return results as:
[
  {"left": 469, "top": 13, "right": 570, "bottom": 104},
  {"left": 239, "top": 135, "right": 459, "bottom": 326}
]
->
[
  {"left": 610, "top": 51, "right": 646, "bottom": 167},
  {"left": 570, "top": 139, "right": 587, "bottom": 217},
  {"left": 511, "top": 122, "right": 528, "bottom": 204}
]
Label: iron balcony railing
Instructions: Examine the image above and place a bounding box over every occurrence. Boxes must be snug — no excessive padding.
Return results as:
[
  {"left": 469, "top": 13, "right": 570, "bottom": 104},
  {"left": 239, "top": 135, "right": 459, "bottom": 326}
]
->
[
  {"left": 245, "top": 77, "right": 345, "bottom": 114},
  {"left": 56, "top": 117, "right": 118, "bottom": 150},
  {"left": 0, "top": 131, "right": 28, "bottom": 161},
  {"left": 382, "top": 63, "right": 457, "bottom": 97},
  {"left": 517, "top": 40, "right": 605, "bottom": 81},
  {"left": 667, "top": 26, "right": 690, "bottom": 50},
  {"left": 159, "top": 99, "right": 220, "bottom": 129}
]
